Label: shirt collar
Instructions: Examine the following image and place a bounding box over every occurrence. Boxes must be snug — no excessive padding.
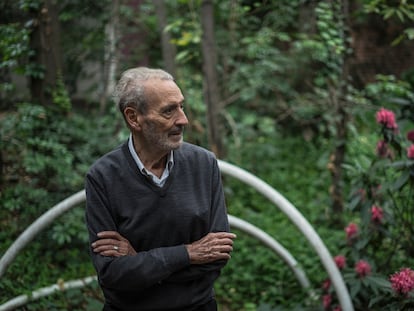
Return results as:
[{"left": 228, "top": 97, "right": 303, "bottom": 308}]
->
[{"left": 128, "top": 134, "right": 174, "bottom": 185}]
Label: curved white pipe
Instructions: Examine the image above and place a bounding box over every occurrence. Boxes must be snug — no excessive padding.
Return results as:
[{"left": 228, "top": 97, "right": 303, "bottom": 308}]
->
[
  {"left": 217, "top": 160, "right": 353, "bottom": 311},
  {"left": 0, "top": 276, "right": 97, "bottom": 311}
]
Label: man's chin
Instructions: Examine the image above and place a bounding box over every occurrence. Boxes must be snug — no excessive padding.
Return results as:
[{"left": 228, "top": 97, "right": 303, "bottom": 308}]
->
[
  {"left": 171, "top": 139, "right": 184, "bottom": 150},
  {"left": 165, "top": 136, "right": 183, "bottom": 150}
]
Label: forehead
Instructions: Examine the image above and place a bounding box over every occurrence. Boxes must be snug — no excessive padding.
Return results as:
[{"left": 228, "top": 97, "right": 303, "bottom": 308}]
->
[{"left": 144, "top": 79, "right": 184, "bottom": 107}]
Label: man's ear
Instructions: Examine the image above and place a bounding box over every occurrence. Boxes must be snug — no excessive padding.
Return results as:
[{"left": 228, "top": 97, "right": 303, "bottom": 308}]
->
[{"left": 124, "top": 107, "right": 141, "bottom": 130}]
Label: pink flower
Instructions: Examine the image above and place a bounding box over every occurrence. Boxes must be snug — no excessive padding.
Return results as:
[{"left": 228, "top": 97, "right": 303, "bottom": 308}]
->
[
  {"left": 345, "top": 223, "right": 358, "bottom": 241},
  {"left": 355, "top": 260, "right": 371, "bottom": 277},
  {"left": 334, "top": 255, "right": 346, "bottom": 270},
  {"left": 376, "top": 140, "right": 392, "bottom": 158},
  {"left": 323, "top": 294, "right": 332, "bottom": 309},
  {"left": 371, "top": 205, "right": 384, "bottom": 223},
  {"left": 407, "top": 145, "right": 414, "bottom": 159},
  {"left": 376, "top": 108, "right": 398, "bottom": 129},
  {"left": 407, "top": 130, "right": 414, "bottom": 142},
  {"left": 390, "top": 267, "right": 414, "bottom": 296}
]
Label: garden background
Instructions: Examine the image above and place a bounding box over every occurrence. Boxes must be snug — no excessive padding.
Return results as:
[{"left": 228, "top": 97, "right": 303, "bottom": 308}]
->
[{"left": 1, "top": 0, "right": 414, "bottom": 310}]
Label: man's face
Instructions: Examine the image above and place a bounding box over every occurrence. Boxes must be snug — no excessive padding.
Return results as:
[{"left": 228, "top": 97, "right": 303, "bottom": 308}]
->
[{"left": 140, "top": 79, "right": 188, "bottom": 152}]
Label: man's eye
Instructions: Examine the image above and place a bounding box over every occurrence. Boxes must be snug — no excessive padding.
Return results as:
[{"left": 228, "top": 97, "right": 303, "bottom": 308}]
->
[{"left": 162, "top": 104, "right": 184, "bottom": 116}]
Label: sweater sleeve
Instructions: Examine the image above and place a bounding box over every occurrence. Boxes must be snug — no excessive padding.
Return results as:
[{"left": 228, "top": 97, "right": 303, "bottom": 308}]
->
[
  {"left": 85, "top": 172, "right": 191, "bottom": 291},
  {"left": 165, "top": 157, "right": 231, "bottom": 283}
]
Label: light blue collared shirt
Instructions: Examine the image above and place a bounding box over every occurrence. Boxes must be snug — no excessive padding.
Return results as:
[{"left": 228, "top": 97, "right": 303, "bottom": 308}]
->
[{"left": 128, "top": 135, "right": 174, "bottom": 187}]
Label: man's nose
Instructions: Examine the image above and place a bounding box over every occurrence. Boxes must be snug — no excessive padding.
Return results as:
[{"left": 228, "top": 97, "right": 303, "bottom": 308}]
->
[{"left": 176, "top": 108, "right": 189, "bottom": 126}]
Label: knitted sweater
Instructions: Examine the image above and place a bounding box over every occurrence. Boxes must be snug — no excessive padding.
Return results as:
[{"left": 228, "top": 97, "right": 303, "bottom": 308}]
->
[{"left": 85, "top": 141, "right": 230, "bottom": 311}]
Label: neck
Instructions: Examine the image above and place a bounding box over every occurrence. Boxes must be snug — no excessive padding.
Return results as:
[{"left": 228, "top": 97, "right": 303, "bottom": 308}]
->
[{"left": 132, "top": 135, "right": 168, "bottom": 172}]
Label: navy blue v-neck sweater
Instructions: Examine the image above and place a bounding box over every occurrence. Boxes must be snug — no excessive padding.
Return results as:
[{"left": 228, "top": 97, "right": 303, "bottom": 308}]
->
[{"left": 85, "top": 141, "right": 230, "bottom": 311}]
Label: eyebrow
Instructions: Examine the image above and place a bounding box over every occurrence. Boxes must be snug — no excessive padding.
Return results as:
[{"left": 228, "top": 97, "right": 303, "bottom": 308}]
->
[
  {"left": 167, "top": 99, "right": 184, "bottom": 107},
  {"left": 160, "top": 102, "right": 182, "bottom": 112}
]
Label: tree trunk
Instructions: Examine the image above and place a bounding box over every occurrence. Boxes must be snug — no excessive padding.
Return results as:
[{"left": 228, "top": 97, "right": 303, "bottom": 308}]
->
[
  {"left": 153, "top": 0, "right": 177, "bottom": 76},
  {"left": 29, "top": 0, "right": 62, "bottom": 106},
  {"left": 329, "top": 100, "right": 347, "bottom": 220},
  {"left": 329, "top": 0, "right": 351, "bottom": 223},
  {"left": 100, "top": 0, "right": 120, "bottom": 114},
  {"left": 200, "top": 0, "right": 224, "bottom": 157}
]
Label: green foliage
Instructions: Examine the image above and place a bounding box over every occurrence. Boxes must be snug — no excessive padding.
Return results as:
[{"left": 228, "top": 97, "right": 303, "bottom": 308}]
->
[
  {"left": 0, "top": 24, "right": 31, "bottom": 71},
  {"left": 1, "top": 1, "right": 112, "bottom": 97},
  {"left": 363, "top": 0, "right": 414, "bottom": 22},
  {"left": 364, "top": 74, "right": 414, "bottom": 111},
  {"left": 288, "top": 0, "right": 355, "bottom": 139},
  {"left": 58, "top": 1, "right": 111, "bottom": 93},
  {"left": 314, "top": 1, "right": 346, "bottom": 76},
  {"left": 0, "top": 23, "right": 31, "bottom": 104},
  {"left": 19, "top": 0, "right": 42, "bottom": 11},
  {"left": 0, "top": 100, "right": 121, "bottom": 308},
  {"left": 51, "top": 208, "right": 89, "bottom": 246},
  {"left": 51, "top": 75, "right": 72, "bottom": 112},
  {"left": 1, "top": 103, "right": 77, "bottom": 190},
  {"left": 167, "top": 18, "right": 202, "bottom": 64},
  {"left": 362, "top": 0, "right": 414, "bottom": 44},
  {"left": 217, "top": 233, "right": 314, "bottom": 310}
]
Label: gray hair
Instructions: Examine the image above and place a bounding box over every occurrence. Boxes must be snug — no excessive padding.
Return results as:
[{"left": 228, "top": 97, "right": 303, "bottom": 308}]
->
[{"left": 113, "top": 67, "right": 174, "bottom": 115}]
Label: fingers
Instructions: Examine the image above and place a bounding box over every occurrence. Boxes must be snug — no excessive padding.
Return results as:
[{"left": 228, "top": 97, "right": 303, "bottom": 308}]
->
[
  {"left": 200, "top": 232, "right": 236, "bottom": 243},
  {"left": 92, "top": 243, "right": 125, "bottom": 257},
  {"left": 92, "top": 231, "right": 136, "bottom": 257},
  {"left": 92, "top": 239, "right": 123, "bottom": 255},
  {"left": 93, "top": 238, "right": 118, "bottom": 247},
  {"left": 201, "top": 232, "right": 237, "bottom": 245},
  {"left": 210, "top": 232, "right": 237, "bottom": 240},
  {"left": 208, "top": 237, "right": 235, "bottom": 256},
  {"left": 97, "top": 231, "right": 123, "bottom": 240},
  {"left": 202, "top": 232, "right": 236, "bottom": 249},
  {"left": 186, "top": 231, "right": 237, "bottom": 264}
]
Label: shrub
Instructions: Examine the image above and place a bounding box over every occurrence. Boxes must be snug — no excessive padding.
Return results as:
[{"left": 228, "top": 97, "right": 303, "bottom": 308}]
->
[
  {"left": 0, "top": 101, "right": 122, "bottom": 306},
  {"left": 322, "top": 77, "right": 414, "bottom": 310}
]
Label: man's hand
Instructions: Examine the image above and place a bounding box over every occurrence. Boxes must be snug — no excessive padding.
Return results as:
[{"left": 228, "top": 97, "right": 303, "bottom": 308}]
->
[
  {"left": 186, "top": 232, "right": 236, "bottom": 264},
  {"left": 92, "top": 231, "right": 137, "bottom": 257}
]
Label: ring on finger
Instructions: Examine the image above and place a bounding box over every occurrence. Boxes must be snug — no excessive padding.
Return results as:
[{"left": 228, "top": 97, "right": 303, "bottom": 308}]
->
[{"left": 113, "top": 245, "right": 119, "bottom": 251}]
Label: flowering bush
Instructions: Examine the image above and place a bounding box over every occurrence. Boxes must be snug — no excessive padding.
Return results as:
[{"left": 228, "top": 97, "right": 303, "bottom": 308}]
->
[{"left": 322, "top": 78, "right": 414, "bottom": 310}]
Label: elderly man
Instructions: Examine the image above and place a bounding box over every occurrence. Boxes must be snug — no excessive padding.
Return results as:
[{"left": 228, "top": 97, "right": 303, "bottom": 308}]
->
[{"left": 85, "top": 67, "right": 235, "bottom": 311}]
